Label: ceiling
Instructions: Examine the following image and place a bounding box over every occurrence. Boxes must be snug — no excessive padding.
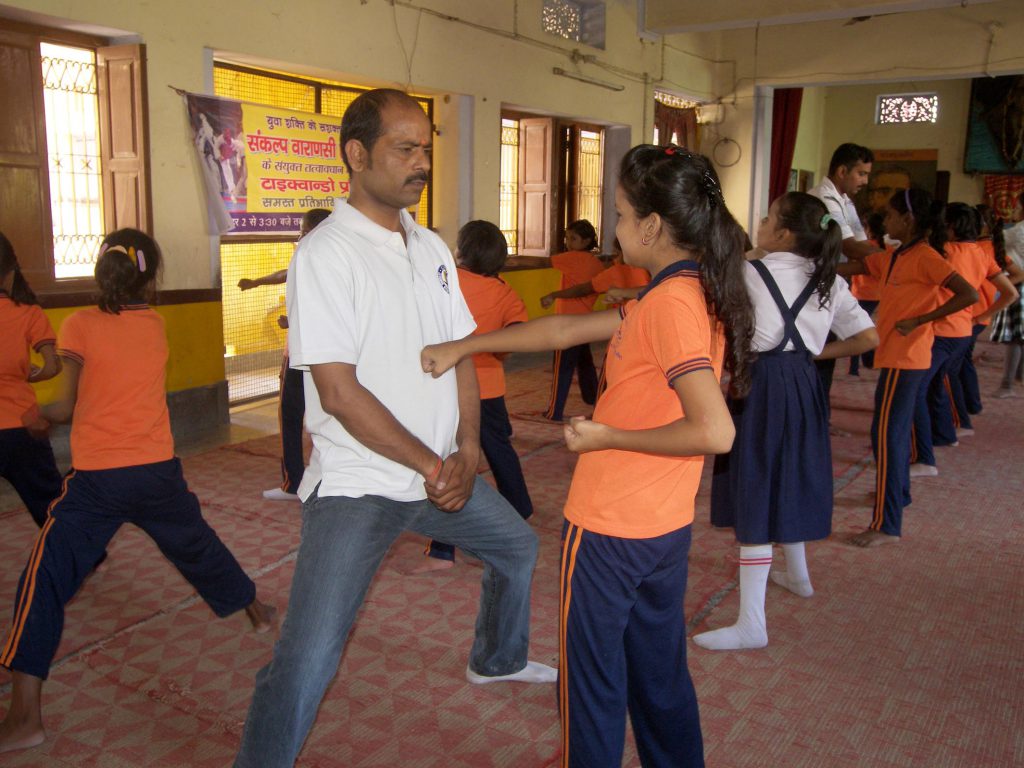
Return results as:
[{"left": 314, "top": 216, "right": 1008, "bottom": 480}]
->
[{"left": 640, "top": 0, "right": 1003, "bottom": 34}]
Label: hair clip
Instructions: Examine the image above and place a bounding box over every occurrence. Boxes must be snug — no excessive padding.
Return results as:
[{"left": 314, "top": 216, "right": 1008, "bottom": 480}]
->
[
  {"left": 665, "top": 147, "right": 676, "bottom": 155},
  {"left": 701, "top": 169, "right": 722, "bottom": 208},
  {"left": 820, "top": 213, "right": 832, "bottom": 230},
  {"left": 904, "top": 188, "right": 914, "bottom": 217}
]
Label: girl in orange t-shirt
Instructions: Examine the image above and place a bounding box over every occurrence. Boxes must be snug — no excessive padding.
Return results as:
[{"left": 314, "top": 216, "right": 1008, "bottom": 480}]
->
[
  {"left": 423, "top": 145, "right": 755, "bottom": 768},
  {"left": 423, "top": 220, "right": 533, "bottom": 567},
  {"left": 919, "top": 204, "right": 1017, "bottom": 459},
  {"left": 848, "top": 212, "right": 887, "bottom": 374},
  {"left": 0, "top": 233, "right": 63, "bottom": 528},
  {"left": 539, "top": 219, "right": 604, "bottom": 421},
  {"left": 0, "top": 229, "right": 275, "bottom": 755},
  {"left": 839, "top": 190, "right": 977, "bottom": 548}
]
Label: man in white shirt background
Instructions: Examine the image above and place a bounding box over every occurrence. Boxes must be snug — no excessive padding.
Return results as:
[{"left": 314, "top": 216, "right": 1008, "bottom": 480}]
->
[{"left": 809, "top": 144, "right": 881, "bottom": 415}]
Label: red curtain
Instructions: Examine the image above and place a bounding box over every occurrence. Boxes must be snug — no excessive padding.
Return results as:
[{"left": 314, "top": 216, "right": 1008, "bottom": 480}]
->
[
  {"left": 769, "top": 88, "right": 803, "bottom": 203},
  {"left": 654, "top": 101, "right": 697, "bottom": 151},
  {"left": 984, "top": 175, "right": 1024, "bottom": 220}
]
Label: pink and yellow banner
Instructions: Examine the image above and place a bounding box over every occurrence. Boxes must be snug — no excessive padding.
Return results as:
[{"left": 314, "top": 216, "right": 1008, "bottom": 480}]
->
[{"left": 186, "top": 93, "right": 348, "bottom": 235}]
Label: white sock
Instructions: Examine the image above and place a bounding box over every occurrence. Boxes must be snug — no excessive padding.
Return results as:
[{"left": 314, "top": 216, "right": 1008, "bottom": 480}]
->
[
  {"left": 771, "top": 542, "right": 814, "bottom": 597},
  {"left": 465, "top": 660, "right": 557, "bottom": 685},
  {"left": 693, "top": 545, "right": 770, "bottom": 651}
]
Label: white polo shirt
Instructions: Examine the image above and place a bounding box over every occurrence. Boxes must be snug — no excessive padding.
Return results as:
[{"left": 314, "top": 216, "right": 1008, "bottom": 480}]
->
[
  {"left": 808, "top": 176, "right": 867, "bottom": 243},
  {"left": 287, "top": 199, "right": 476, "bottom": 502},
  {"left": 746, "top": 251, "right": 874, "bottom": 354}
]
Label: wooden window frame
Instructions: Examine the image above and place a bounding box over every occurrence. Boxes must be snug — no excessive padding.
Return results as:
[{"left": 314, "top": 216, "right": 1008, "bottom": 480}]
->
[{"left": 0, "top": 20, "right": 151, "bottom": 295}]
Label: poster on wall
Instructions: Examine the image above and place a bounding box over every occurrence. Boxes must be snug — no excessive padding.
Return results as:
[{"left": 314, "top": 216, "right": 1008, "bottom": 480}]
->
[
  {"left": 855, "top": 149, "right": 938, "bottom": 214},
  {"left": 964, "top": 75, "right": 1024, "bottom": 175},
  {"left": 185, "top": 93, "right": 347, "bottom": 235}
]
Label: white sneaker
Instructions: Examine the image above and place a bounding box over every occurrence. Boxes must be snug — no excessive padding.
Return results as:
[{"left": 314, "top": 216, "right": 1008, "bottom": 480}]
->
[
  {"left": 909, "top": 463, "right": 939, "bottom": 478},
  {"left": 263, "top": 487, "right": 299, "bottom": 501}
]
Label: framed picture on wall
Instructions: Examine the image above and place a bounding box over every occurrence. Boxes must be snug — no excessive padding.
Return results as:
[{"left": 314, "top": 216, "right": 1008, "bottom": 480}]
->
[
  {"left": 855, "top": 149, "right": 938, "bottom": 214},
  {"left": 787, "top": 169, "right": 814, "bottom": 193},
  {"left": 964, "top": 75, "right": 1024, "bottom": 174}
]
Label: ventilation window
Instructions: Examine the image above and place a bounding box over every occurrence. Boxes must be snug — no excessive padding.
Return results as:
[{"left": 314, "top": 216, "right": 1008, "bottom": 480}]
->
[
  {"left": 876, "top": 93, "right": 939, "bottom": 124},
  {"left": 542, "top": 0, "right": 605, "bottom": 49}
]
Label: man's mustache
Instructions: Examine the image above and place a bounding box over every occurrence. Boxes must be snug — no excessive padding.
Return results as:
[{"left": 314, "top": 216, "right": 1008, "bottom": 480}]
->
[{"left": 406, "top": 173, "right": 429, "bottom": 184}]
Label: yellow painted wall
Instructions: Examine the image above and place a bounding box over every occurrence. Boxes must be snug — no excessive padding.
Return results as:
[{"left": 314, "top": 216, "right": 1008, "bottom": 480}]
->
[
  {"left": 501, "top": 268, "right": 561, "bottom": 321},
  {"left": 31, "top": 302, "right": 225, "bottom": 404},
  {"left": 819, "top": 79, "right": 983, "bottom": 204}
]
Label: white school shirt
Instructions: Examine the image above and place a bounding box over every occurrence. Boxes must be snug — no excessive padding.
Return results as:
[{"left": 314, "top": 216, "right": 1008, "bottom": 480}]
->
[
  {"left": 287, "top": 199, "right": 476, "bottom": 502},
  {"left": 808, "top": 177, "right": 867, "bottom": 263},
  {"left": 1004, "top": 220, "right": 1024, "bottom": 269},
  {"left": 746, "top": 251, "right": 874, "bottom": 354}
]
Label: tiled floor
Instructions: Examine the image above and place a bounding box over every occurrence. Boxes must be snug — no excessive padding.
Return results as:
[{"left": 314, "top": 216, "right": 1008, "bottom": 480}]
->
[{"left": 1, "top": 344, "right": 1022, "bottom": 767}]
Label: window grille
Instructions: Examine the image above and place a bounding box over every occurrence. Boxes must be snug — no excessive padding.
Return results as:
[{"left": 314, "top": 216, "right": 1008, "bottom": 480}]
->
[
  {"left": 877, "top": 93, "right": 939, "bottom": 124},
  {"left": 41, "top": 43, "right": 105, "bottom": 279},
  {"left": 499, "top": 118, "right": 520, "bottom": 253},
  {"left": 542, "top": 0, "right": 605, "bottom": 49},
  {"left": 214, "top": 62, "right": 433, "bottom": 403}
]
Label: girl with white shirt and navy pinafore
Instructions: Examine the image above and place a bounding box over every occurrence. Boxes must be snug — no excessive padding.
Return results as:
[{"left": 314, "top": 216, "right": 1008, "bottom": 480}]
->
[{"left": 696, "top": 192, "right": 878, "bottom": 652}]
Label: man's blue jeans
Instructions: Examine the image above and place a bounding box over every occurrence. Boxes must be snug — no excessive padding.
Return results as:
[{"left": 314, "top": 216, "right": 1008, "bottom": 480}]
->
[{"left": 234, "top": 477, "right": 539, "bottom": 767}]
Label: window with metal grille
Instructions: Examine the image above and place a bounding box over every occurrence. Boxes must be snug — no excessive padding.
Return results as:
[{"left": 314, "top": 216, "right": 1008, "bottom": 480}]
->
[
  {"left": 214, "top": 62, "right": 434, "bottom": 403},
  {"left": 876, "top": 93, "right": 939, "bottom": 124},
  {"left": 499, "top": 118, "right": 520, "bottom": 254},
  {"left": 41, "top": 43, "right": 105, "bottom": 279},
  {"left": 575, "top": 129, "right": 603, "bottom": 234}
]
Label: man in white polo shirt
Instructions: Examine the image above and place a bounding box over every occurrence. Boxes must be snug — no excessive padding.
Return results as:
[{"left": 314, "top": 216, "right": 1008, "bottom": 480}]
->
[
  {"left": 808, "top": 143, "right": 881, "bottom": 407},
  {"left": 235, "top": 89, "right": 555, "bottom": 768}
]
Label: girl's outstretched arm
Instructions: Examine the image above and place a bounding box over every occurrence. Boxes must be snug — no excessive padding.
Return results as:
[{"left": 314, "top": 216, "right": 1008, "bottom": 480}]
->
[
  {"left": 562, "top": 368, "right": 735, "bottom": 457},
  {"left": 27, "top": 343, "right": 62, "bottom": 383},
  {"left": 40, "top": 357, "right": 81, "bottom": 424},
  {"left": 422, "top": 309, "right": 621, "bottom": 378},
  {"left": 974, "top": 273, "right": 1019, "bottom": 324}
]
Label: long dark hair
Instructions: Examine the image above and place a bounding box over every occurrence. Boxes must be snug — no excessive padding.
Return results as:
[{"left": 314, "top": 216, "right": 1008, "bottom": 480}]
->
[
  {"left": 618, "top": 144, "right": 754, "bottom": 396},
  {"left": 95, "top": 229, "right": 162, "bottom": 314},
  {"left": 774, "top": 192, "right": 840, "bottom": 309},
  {"left": 889, "top": 188, "right": 947, "bottom": 255},
  {"left": 0, "top": 232, "right": 40, "bottom": 306}
]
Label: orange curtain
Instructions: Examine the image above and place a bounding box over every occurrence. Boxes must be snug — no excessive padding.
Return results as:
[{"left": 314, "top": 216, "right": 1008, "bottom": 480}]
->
[{"left": 654, "top": 101, "right": 698, "bottom": 151}]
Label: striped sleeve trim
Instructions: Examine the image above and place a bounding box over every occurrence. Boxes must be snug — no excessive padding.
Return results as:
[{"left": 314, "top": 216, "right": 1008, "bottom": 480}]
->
[
  {"left": 32, "top": 338, "right": 57, "bottom": 352},
  {"left": 665, "top": 357, "right": 712, "bottom": 386},
  {"left": 58, "top": 349, "right": 84, "bottom": 365}
]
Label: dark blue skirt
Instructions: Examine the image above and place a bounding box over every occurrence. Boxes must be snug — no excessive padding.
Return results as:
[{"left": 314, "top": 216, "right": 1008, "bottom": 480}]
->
[{"left": 710, "top": 350, "right": 833, "bottom": 544}]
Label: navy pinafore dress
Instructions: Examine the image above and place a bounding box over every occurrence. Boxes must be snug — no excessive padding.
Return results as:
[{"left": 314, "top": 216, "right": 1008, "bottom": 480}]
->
[{"left": 710, "top": 261, "right": 833, "bottom": 544}]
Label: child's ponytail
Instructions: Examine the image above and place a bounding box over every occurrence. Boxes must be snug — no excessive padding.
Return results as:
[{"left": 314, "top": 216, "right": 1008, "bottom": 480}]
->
[
  {"left": 95, "top": 228, "right": 162, "bottom": 314},
  {"left": 774, "top": 191, "right": 840, "bottom": 309}
]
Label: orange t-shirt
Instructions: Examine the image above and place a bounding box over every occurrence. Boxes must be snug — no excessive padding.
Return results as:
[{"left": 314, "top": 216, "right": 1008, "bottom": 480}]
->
[
  {"left": 0, "top": 296, "right": 56, "bottom": 430},
  {"left": 865, "top": 240, "right": 956, "bottom": 370},
  {"left": 563, "top": 263, "right": 724, "bottom": 539},
  {"left": 933, "top": 241, "right": 999, "bottom": 338},
  {"left": 457, "top": 268, "right": 529, "bottom": 400},
  {"left": 973, "top": 240, "right": 999, "bottom": 325},
  {"left": 550, "top": 250, "right": 604, "bottom": 315},
  {"left": 591, "top": 262, "right": 651, "bottom": 308},
  {"left": 58, "top": 305, "right": 174, "bottom": 470}
]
